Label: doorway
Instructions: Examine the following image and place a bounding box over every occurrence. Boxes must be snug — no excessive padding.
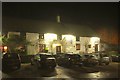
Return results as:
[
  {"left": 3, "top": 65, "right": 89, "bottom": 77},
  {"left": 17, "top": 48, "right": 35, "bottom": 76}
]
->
[
  {"left": 56, "top": 46, "right": 61, "bottom": 53},
  {"left": 95, "top": 44, "right": 98, "bottom": 52}
]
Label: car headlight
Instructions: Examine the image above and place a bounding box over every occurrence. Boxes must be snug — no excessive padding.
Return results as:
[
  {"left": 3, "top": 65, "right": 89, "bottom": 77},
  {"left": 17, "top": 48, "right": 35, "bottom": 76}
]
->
[
  {"left": 38, "top": 59, "right": 41, "bottom": 61},
  {"left": 68, "top": 58, "right": 71, "bottom": 60}
]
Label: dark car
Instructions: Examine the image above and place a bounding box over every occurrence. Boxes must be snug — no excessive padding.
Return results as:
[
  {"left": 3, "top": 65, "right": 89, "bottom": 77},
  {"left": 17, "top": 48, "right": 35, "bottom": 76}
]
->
[
  {"left": 98, "top": 53, "right": 110, "bottom": 65},
  {"left": 31, "top": 53, "right": 56, "bottom": 69},
  {"left": 57, "top": 53, "right": 83, "bottom": 67},
  {"left": 66, "top": 53, "right": 83, "bottom": 66},
  {"left": 2, "top": 53, "right": 21, "bottom": 70},
  {"left": 111, "top": 55, "right": 120, "bottom": 62},
  {"left": 56, "top": 53, "right": 68, "bottom": 66},
  {"left": 82, "top": 54, "right": 99, "bottom": 66}
]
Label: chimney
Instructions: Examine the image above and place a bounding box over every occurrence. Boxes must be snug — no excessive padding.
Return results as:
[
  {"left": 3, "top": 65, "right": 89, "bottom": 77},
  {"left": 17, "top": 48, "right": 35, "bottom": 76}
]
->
[{"left": 57, "top": 15, "right": 61, "bottom": 23}]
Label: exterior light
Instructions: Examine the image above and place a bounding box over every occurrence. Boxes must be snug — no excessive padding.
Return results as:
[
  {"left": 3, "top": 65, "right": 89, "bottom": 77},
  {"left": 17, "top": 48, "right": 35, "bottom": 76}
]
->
[
  {"left": 44, "top": 33, "right": 57, "bottom": 45},
  {"left": 91, "top": 37, "right": 100, "bottom": 44},
  {"left": 3, "top": 46, "right": 8, "bottom": 52},
  {"left": 4, "top": 46, "right": 7, "bottom": 50},
  {"left": 44, "top": 33, "right": 57, "bottom": 42}
]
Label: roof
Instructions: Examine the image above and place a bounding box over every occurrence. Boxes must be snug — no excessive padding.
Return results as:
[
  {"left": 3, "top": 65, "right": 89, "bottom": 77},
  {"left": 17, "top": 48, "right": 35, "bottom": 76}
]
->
[{"left": 3, "top": 16, "right": 98, "bottom": 37}]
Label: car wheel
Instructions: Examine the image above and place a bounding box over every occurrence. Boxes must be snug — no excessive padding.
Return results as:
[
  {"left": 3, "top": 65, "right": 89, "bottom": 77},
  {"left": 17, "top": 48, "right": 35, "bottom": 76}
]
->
[
  {"left": 17, "top": 64, "right": 21, "bottom": 69},
  {"left": 37, "top": 63, "right": 41, "bottom": 69},
  {"left": 31, "top": 62, "right": 34, "bottom": 65}
]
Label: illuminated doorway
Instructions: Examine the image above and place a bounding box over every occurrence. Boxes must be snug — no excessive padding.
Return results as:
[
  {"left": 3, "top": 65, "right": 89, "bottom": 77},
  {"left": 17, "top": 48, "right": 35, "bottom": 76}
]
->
[{"left": 56, "top": 46, "right": 61, "bottom": 53}]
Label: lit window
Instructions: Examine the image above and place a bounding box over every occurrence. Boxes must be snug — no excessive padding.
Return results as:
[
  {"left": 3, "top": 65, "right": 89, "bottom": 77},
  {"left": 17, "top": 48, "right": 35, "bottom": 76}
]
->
[{"left": 76, "top": 44, "right": 80, "bottom": 50}]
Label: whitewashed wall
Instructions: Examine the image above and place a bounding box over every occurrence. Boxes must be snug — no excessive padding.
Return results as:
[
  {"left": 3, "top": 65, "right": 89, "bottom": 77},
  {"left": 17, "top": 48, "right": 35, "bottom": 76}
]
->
[
  {"left": 80, "top": 37, "right": 100, "bottom": 53},
  {"left": 62, "top": 35, "right": 76, "bottom": 53},
  {"left": 7, "top": 32, "right": 20, "bottom": 38},
  {"left": 26, "top": 33, "right": 39, "bottom": 55}
]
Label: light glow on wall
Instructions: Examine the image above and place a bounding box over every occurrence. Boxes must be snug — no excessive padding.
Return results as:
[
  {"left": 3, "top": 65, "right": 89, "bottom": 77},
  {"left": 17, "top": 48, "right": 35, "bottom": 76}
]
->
[
  {"left": 53, "top": 44, "right": 61, "bottom": 48},
  {"left": 44, "top": 33, "right": 57, "bottom": 41},
  {"left": 91, "top": 37, "right": 100, "bottom": 44}
]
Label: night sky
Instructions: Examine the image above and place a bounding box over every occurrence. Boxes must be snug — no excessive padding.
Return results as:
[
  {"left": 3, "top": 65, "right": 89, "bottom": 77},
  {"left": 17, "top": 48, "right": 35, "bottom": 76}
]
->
[
  {"left": 3, "top": 2, "right": 119, "bottom": 27},
  {"left": 2, "top": 2, "right": 119, "bottom": 44}
]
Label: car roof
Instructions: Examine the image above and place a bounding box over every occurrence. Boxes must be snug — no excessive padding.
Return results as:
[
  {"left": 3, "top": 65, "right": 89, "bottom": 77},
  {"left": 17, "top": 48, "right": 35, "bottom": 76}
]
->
[{"left": 37, "top": 53, "right": 52, "bottom": 55}]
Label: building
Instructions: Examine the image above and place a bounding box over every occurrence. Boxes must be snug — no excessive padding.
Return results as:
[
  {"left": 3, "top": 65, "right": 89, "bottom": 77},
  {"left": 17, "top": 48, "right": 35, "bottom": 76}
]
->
[
  {"left": 25, "top": 32, "right": 100, "bottom": 55},
  {"left": 3, "top": 17, "right": 101, "bottom": 55}
]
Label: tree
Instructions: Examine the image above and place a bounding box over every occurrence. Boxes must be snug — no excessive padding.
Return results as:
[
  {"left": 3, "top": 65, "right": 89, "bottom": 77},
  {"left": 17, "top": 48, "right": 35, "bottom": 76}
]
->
[
  {"left": 84, "top": 38, "right": 89, "bottom": 53},
  {"left": 2, "top": 34, "right": 30, "bottom": 53}
]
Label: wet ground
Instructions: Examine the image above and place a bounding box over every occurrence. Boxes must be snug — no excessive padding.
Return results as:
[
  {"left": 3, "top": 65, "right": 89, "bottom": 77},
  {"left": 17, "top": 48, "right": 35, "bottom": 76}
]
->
[{"left": 1, "top": 62, "right": 120, "bottom": 80}]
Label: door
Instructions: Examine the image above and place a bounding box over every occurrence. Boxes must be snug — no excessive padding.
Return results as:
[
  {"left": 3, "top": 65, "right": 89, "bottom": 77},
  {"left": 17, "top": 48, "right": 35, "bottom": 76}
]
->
[
  {"left": 56, "top": 46, "right": 61, "bottom": 53},
  {"left": 95, "top": 44, "right": 98, "bottom": 52},
  {"left": 39, "top": 44, "right": 46, "bottom": 52}
]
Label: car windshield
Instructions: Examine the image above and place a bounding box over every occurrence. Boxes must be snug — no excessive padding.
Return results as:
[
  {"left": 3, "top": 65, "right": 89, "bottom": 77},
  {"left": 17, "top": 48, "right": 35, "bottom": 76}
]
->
[
  {"left": 90, "top": 55, "right": 98, "bottom": 59},
  {"left": 40, "top": 54, "right": 54, "bottom": 58}
]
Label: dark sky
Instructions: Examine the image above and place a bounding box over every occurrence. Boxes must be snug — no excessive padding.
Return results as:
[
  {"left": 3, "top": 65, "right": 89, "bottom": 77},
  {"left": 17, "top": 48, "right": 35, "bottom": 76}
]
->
[{"left": 2, "top": 2, "right": 119, "bottom": 29}]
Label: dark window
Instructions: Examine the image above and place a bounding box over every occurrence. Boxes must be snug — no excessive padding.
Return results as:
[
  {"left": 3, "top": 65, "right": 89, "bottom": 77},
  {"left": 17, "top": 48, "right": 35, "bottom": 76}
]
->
[
  {"left": 39, "top": 44, "right": 46, "bottom": 52},
  {"left": 76, "top": 36, "right": 80, "bottom": 41},
  {"left": 88, "top": 44, "right": 91, "bottom": 48},
  {"left": 95, "top": 44, "right": 98, "bottom": 52},
  {"left": 40, "top": 34, "right": 44, "bottom": 39}
]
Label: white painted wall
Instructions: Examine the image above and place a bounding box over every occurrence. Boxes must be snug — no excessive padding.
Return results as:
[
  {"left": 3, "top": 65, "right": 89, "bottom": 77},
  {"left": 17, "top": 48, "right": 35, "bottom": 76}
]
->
[
  {"left": 26, "top": 33, "right": 39, "bottom": 55},
  {"left": 44, "top": 33, "right": 57, "bottom": 53},
  {"left": 80, "top": 37, "right": 100, "bottom": 53},
  {"left": 62, "top": 35, "right": 76, "bottom": 53},
  {"left": 7, "top": 32, "right": 20, "bottom": 38}
]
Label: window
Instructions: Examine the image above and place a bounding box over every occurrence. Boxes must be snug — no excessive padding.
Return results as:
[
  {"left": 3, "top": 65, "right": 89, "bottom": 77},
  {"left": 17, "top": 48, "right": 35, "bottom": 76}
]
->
[
  {"left": 88, "top": 44, "right": 91, "bottom": 48},
  {"left": 76, "top": 36, "right": 80, "bottom": 41},
  {"left": 39, "top": 44, "right": 46, "bottom": 52},
  {"left": 57, "top": 35, "right": 62, "bottom": 40},
  {"left": 39, "top": 34, "right": 44, "bottom": 39},
  {"left": 76, "top": 44, "right": 80, "bottom": 50}
]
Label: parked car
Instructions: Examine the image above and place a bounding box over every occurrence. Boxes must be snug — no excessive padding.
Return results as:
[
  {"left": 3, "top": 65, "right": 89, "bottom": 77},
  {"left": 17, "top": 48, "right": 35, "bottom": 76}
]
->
[
  {"left": 111, "top": 55, "right": 120, "bottom": 62},
  {"left": 56, "top": 53, "right": 68, "bottom": 66},
  {"left": 31, "top": 53, "right": 56, "bottom": 69},
  {"left": 82, "top": 54, "right": 99, "bottom": 66},
  {"left": 57, "top": 53, "right": 83, "bottom": 67},
  {"left": 2, "top": 53, "right": 21, "bottom": 70},
  {"left": 98, "top": 53, "right": 110, "bottom": 65}
]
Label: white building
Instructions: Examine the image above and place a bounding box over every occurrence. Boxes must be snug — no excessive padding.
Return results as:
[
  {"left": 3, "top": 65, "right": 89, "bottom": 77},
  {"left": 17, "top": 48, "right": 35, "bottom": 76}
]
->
[
  {"left": 7, "top": 32, "right": 101, "bottom": 55},
  {"left": 28, "top": 33, "right": 101, "bottom": 55}
]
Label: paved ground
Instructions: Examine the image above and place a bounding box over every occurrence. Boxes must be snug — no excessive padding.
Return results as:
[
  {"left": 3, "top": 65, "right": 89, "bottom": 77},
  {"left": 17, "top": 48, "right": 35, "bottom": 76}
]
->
[{"left": 1, "top": 62, "right": 120, "bottom": 80}]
